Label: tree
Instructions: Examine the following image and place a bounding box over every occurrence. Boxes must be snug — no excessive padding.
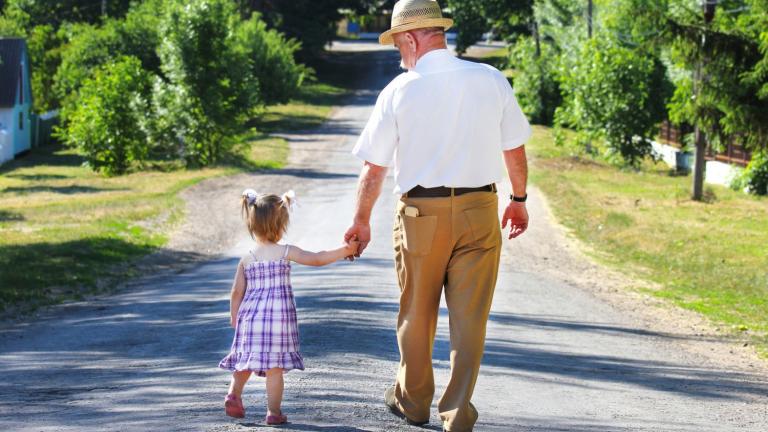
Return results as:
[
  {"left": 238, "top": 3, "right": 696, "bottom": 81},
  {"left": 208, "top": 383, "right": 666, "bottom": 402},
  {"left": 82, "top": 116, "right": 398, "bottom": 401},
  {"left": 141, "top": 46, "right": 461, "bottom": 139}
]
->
[
  {"left": 510, "top": 36, "right": 562, "bottom": 124},
  {"left": 1, "top": 0, "right": 133, "bottom": 28},
  {"left": 234, "top": 12, "right": 304, "bottom": 105},
  {"left": 60, "top": 56, "right": 151, "bottom": 175},
  {"left": 655, "top": 0, "right": 767, "bottom": 199},
  {"left": 237, "top": 0, "right": 376, "bottom": 58},
  {"left": 447, "top": 0, "right": 534, "bottom": 54},
  {"left": 154, "top": 0, "right": 260, "bottom": 166},
  {"left": 26, "top": 24, "right": 62, "bottom": 112},
  {"left": 55, "top": 0, "right": 162, "bottom": 107},
  {"left": 556, "top": 35, "right": 671, "bottom": 166}
]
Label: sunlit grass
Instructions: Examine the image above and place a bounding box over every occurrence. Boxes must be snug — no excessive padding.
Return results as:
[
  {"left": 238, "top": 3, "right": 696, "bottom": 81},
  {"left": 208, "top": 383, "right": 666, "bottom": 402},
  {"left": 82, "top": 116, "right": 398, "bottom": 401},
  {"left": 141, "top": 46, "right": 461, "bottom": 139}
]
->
[
  {"left": 0, "top": 80, "right": 348, "bottom": 312},
  {"left": 528, "top": 125, "right": 768, "bottom": 356}
]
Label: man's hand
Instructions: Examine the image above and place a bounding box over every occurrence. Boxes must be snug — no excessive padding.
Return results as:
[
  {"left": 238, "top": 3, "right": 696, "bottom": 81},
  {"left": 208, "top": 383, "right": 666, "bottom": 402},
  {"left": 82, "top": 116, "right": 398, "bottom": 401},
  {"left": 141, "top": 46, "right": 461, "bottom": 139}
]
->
[
  {"left": 501, "top": 201, "right": 529, "bottom": 239},
  {"left": 344, "top": 222, "right": 371, "bottom": 259}
]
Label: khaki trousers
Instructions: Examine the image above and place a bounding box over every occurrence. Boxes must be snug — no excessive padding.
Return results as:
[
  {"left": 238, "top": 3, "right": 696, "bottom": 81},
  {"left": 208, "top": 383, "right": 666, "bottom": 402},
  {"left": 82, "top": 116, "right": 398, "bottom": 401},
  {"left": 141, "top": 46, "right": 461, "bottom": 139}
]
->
[{"left": 392, "top": 191, "right": 502, "bottom": 432}]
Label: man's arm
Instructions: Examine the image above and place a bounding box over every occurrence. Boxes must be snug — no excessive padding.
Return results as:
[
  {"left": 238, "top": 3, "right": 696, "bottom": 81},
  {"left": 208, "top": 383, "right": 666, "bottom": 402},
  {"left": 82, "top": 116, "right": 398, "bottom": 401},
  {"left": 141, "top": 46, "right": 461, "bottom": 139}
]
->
[
  {"left": 501, "top": 146, "right": 529, "bottom": 239},
  {"left": 344, "top": 161, "right": 388, "bottom": 257}
]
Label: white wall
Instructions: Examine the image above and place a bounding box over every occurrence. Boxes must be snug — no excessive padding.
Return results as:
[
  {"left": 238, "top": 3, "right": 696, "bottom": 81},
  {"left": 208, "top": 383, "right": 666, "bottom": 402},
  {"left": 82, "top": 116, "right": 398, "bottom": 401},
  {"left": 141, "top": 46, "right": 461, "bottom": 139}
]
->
[
  {"left": 651, "top": 140, "right": 743, "bottom": 188},
  {"left": 0, "top": 109, "right": 13, "bottom": 165},
  {"left": 651, "top": 141, "right": 678, "bottom": 167},
  {"left": 13, "top": 49, "right": 33, "bottom": 155}
]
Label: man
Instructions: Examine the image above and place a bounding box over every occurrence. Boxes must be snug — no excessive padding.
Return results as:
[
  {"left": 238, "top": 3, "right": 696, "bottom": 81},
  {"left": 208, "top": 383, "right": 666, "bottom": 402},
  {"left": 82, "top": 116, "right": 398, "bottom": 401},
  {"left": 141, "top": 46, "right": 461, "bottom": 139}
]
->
[{"left": 344, "top": 1, "right": 531, "bottom": 431}]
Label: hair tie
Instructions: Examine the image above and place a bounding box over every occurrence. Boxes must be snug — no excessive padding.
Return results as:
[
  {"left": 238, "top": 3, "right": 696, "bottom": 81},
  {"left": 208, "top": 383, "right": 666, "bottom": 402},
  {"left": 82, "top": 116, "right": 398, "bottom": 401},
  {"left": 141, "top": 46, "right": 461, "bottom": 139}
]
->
[
  {"left": 242, "top": 188, "right": 259, "bottom": 206},
  {"left": 281, "top": 190, "right": 296, "bottom": 211}
]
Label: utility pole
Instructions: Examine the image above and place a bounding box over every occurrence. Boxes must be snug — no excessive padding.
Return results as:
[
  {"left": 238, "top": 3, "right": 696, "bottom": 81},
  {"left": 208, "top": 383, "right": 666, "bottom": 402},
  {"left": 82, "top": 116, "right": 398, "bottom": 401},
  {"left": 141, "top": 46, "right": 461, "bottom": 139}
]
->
[
  {"left": 587, "top": 0, "right": 593, "bottom": 38},
  {"left": 692, "top": 0, "right": 717, "bottom": 201},
  {"left": 102, "top": 0, "right": 107, "bottom": 17}
]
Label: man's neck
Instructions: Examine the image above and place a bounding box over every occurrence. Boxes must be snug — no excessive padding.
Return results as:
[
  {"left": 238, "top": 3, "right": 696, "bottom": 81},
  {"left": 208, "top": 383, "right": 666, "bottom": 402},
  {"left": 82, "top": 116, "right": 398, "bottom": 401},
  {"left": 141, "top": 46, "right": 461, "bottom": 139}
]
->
[{"left": 414, "top": 43, "right": 448, "bottom": 64}]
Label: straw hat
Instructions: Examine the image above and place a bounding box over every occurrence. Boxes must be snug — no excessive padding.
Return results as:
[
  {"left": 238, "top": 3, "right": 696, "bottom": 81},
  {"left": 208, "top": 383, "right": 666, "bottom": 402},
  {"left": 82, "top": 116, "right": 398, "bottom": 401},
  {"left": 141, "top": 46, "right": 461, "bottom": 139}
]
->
[{"left": 379, "top": 0, "right": 453, "bottom": 45}]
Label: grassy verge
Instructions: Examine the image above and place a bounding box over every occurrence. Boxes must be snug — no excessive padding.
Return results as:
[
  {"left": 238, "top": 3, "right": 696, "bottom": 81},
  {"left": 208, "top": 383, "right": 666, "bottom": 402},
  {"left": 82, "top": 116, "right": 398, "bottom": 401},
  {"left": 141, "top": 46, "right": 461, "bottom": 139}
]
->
[
  {"left": 527, "top": 126, "right": 768, "bottom": 356},
  {"left": 0, "top": 79, "right": 349, "bottom": 312}
]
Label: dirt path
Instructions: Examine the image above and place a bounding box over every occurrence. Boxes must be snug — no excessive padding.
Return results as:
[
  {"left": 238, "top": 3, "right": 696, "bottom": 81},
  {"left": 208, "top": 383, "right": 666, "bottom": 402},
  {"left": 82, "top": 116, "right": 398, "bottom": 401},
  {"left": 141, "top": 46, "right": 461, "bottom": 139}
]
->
[{"left": 0, "top": 41, "right": 766, "bottom": 432}]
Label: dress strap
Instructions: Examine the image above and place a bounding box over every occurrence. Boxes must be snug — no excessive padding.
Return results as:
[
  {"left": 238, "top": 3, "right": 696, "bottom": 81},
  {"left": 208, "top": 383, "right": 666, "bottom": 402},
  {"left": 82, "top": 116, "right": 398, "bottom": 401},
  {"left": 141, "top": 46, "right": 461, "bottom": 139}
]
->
[{"left": 282, "top": 244, "right": 290, "bottom": 259}]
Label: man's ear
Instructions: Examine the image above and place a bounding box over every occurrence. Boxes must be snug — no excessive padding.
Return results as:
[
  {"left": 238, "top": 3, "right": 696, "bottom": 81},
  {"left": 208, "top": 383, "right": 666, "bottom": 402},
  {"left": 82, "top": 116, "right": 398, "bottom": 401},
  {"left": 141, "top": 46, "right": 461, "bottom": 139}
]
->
[{"left": 405, "top": 32, "right": 418, "bottom": 52}]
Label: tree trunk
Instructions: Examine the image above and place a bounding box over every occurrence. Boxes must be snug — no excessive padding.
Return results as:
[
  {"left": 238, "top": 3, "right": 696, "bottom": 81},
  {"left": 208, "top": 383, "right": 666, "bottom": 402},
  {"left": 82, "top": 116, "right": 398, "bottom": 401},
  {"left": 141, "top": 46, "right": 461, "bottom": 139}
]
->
[
  {"left": 587, "top": 0, "right": 593, "bottom": 38},
  {"left": 691, "top": 126, "right": 706, "bottom": 201},
  {"left": 691, "top": 0, "right": 717, "bottom": 201}
]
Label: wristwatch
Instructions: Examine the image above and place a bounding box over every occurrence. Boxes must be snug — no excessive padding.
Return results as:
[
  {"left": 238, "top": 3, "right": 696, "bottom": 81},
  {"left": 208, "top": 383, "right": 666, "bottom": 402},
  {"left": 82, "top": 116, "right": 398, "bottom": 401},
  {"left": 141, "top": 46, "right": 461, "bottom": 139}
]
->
[{"left": 510, "top": 193, "right": 528, "bottom": 203}]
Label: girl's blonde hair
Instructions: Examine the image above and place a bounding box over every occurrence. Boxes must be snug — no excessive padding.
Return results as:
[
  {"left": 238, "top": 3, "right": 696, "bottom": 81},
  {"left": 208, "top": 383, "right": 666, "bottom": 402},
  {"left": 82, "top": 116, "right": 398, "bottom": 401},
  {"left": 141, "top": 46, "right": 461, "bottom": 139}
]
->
[{"left": 241, "top": 191, "right": 294, "bottom": 242}]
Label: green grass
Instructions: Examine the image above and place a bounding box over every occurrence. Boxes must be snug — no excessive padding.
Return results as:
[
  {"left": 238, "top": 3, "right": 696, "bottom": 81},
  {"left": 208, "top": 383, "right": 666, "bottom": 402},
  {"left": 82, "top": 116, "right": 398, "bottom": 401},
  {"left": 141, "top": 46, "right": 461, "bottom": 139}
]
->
[
  {"left": 462, "top": 46, "right": 509, "bottom": 70},
  {"left": 254, "top": 82, "right": 347, "bottom": 133},
  {"left": 0, "top": 80, "right": 349, "bottom": 312},
  {"left": 527, "top": 126, "right": 768, "bottom": 356}
]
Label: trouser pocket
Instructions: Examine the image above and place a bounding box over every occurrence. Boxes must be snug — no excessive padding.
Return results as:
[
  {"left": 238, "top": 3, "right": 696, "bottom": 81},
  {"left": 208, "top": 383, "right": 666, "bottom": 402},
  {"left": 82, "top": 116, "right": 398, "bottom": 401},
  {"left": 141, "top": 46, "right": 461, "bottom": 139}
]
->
[
  {"left": 463, "top": 203, "right": 501, "bottom": 250},
  {"left": 400, "top": 213, "right": 438, "bottom": 256}
]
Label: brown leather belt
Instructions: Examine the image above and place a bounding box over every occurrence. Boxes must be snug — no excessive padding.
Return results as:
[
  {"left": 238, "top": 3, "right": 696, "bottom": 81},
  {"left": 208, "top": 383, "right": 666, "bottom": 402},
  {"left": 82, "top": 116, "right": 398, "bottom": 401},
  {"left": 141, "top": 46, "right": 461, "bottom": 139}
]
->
[{"left": 404, "top": 184, "right": 497, "bottom": 198}]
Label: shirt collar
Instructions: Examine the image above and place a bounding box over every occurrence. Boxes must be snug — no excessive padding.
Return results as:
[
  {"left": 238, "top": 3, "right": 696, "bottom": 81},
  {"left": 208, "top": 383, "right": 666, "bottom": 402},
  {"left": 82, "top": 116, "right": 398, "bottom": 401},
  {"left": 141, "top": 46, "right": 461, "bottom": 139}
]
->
[{"left": 413, "top": 49, "right": 454, "bottom": 74}]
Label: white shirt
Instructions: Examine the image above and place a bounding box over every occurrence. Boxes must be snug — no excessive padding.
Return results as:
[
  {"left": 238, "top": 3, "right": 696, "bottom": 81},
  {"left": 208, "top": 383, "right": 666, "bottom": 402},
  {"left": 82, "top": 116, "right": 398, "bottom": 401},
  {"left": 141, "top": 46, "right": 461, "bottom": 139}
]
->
[{"left": 352, "top": 49, "right": 531, "bottom": 194}]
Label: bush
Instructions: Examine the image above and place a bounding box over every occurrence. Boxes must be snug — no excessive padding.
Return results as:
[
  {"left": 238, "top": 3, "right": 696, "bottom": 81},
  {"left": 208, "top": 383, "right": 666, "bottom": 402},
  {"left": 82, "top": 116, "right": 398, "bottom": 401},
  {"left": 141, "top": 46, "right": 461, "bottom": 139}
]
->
[
  {"left": 556, "top": 36, "right": 671, "bottom": 166},
  {"left": 234, "top": 13, "right": 304, "bottom": 105},
  {"left": 733, "top": 150, "right": 768, "bottom": 195},
  {"left": 54, "top": 1, "right": 161, "bottom": 108},
  {"left": 60, "top": 56, "right": 151, "bottom": 175},
  {"left": 510, "top": 37, "right": 562, "bottom": 125},
  {"left": 154, "top": 0, "right": 259, "bottom": 166}
]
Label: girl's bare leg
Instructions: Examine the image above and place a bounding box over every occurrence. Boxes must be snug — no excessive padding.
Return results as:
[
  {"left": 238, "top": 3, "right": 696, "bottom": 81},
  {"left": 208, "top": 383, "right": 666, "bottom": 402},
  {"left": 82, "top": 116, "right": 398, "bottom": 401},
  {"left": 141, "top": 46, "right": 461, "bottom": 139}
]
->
[
  {"left": 265, "top": 368, "right": 284, "bottom": 416},
  {"left": 228, "top": 370, "right": 252, "bottom": 397}
]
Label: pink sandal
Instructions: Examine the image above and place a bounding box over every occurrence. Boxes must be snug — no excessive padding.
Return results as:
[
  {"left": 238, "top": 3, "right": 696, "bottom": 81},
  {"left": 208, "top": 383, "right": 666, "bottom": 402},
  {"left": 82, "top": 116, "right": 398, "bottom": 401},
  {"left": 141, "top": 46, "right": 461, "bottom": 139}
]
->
[
  {"left": 266, "top": 413, "right": 288, "bottom": 425},
  {"left": 224, "top": 393, "right": 245, "bottom": 418}
]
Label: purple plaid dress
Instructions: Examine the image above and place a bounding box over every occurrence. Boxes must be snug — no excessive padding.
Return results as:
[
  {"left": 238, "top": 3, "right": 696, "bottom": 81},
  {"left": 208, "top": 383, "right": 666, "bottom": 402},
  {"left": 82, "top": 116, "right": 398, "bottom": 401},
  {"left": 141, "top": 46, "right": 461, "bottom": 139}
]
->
[{"left": 219, "top": 246, "right": 304, "bottom": 377}]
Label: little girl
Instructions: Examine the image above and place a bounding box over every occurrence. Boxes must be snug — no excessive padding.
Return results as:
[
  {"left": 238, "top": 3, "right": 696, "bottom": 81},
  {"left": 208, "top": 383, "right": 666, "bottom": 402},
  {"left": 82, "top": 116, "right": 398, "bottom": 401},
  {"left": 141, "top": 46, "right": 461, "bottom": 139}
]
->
[{"left": 219, "top": 189, "right": 358, "bottom": 425}]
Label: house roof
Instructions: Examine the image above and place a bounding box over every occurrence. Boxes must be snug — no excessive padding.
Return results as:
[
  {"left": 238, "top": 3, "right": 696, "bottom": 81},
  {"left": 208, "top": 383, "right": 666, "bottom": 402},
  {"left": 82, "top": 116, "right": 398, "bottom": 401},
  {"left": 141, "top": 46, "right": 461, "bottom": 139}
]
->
[{"left": 0, "top": 38, "right": 26, "bottom": 108}]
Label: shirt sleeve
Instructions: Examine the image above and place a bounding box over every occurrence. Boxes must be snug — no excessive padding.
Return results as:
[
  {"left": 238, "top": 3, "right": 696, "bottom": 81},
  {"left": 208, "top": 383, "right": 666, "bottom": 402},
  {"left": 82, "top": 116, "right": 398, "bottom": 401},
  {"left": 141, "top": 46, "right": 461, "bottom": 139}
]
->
[
  {"left": 499, "top": 76, "right": 532, "bottom": 150},
  {"left": 352, "top": 85, "right": 397, "bottom": 167}
]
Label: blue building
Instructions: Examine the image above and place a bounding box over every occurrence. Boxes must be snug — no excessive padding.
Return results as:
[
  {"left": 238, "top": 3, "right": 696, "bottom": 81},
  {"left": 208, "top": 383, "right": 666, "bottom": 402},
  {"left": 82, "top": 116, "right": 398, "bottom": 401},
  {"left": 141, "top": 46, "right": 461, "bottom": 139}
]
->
[{"left": 0, "top": 38, "right": 33, "bottom": 165}]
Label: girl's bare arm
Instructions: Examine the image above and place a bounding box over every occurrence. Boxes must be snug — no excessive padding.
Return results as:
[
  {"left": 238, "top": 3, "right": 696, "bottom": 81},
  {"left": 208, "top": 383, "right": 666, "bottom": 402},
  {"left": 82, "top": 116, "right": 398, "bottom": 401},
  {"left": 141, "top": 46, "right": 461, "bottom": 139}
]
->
[
  {"left": 286, "top": 242, "right": 358, "bottom": 267},
  {"left": 229, "top": 260, "right": 246, "bottom": 327}
]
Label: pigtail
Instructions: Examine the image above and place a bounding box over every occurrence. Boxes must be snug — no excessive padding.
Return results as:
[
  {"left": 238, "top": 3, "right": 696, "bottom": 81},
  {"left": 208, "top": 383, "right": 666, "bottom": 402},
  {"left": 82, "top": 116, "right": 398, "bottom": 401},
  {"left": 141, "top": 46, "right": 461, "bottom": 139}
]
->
[
  {"left": 241, "top": 195, "right": 250, "bottom": 220},
  {"left": 280, "top": 190, "right": 296, "bottom": 211},
  {"left": 241, "top": 189, "right": 260, "bottom": 239}
]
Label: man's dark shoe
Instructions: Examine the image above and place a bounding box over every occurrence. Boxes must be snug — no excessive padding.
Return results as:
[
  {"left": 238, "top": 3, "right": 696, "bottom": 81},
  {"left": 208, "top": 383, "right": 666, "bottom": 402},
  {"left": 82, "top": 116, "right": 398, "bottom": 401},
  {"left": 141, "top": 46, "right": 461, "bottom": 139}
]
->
[{"left": 384, "top": 385, "right": 429, "bottom": 426}]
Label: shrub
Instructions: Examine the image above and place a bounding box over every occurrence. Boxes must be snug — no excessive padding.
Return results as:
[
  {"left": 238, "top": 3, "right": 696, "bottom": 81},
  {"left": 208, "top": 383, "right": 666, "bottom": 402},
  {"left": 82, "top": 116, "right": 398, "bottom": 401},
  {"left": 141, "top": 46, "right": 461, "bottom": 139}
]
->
[
  {"left": 234, "top": 13, "right": 304, "bottom": 105},
  {"left": 60, "top": 56, "right": 151, "bottom": 175},
  {"left": 556, "top": 36, "right": 671, "bottom": 166},
  {"left": 54, "top": 1, "right": 161, "bottom": 108},
  {"left": 733, "top": 150, "right": 768, "bottom": 195},
  {"left": 155, "top": 0, "right": 259, "bottom": 166},
  {"left": 510, "top": 37, "right": 562, "bottom": 125}
]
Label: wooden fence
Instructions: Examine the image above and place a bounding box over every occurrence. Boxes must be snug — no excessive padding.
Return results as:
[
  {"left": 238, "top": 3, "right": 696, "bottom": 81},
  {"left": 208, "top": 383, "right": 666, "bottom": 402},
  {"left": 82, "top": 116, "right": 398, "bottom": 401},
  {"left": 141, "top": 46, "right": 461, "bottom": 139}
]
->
[{"left": 658, "top": 120, "right": 752, "bottom": 167}]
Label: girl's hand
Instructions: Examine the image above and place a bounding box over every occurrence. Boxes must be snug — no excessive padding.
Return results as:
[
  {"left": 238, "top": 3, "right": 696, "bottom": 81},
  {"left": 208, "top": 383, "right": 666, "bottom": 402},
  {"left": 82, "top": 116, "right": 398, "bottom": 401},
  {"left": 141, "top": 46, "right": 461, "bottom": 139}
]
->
[
  {"left": 230, "top": 316, "right": 237, "bottom": 328},
  {"left": 345, "top": 237, "right": 360, "bottom": 256}
]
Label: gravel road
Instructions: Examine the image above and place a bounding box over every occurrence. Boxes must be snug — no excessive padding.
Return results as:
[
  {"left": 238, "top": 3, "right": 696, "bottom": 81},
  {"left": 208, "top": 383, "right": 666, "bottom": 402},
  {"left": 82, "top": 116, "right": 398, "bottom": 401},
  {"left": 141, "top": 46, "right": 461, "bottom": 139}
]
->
[{"left": 0, "top": 41, "right": 766, "bottom": 432}]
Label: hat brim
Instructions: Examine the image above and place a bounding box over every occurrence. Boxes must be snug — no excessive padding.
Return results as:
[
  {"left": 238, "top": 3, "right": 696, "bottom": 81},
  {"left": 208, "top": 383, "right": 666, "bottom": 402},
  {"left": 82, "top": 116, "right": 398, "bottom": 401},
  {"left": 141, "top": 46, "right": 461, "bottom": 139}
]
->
[{"left": 379, "top": 18, "right": 454, "bottom": 45}]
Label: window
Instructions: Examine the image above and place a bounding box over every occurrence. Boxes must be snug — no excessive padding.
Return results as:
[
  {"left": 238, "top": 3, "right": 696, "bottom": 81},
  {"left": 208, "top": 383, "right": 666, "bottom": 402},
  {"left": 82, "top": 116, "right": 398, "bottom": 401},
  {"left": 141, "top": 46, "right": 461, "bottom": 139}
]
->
[
  {"left": 19, "top": 112, "right": 23, "bottom": 130},
  {"left": 19, "top": 68, "right": 23, "bottom": 105}
]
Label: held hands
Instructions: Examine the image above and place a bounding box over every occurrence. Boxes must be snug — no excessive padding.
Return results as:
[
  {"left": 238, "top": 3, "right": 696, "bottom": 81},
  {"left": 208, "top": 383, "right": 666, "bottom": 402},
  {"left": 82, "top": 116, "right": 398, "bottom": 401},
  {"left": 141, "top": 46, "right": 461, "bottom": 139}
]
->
[
  {"left": 344, "top": 222, "right": 371, "bottom": 260},
  {"left": 344, "top": 237, "right": 361, "bottom": 257},
  {"left": 502, "top": 201, "right": 529, "bottom": 239}
]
